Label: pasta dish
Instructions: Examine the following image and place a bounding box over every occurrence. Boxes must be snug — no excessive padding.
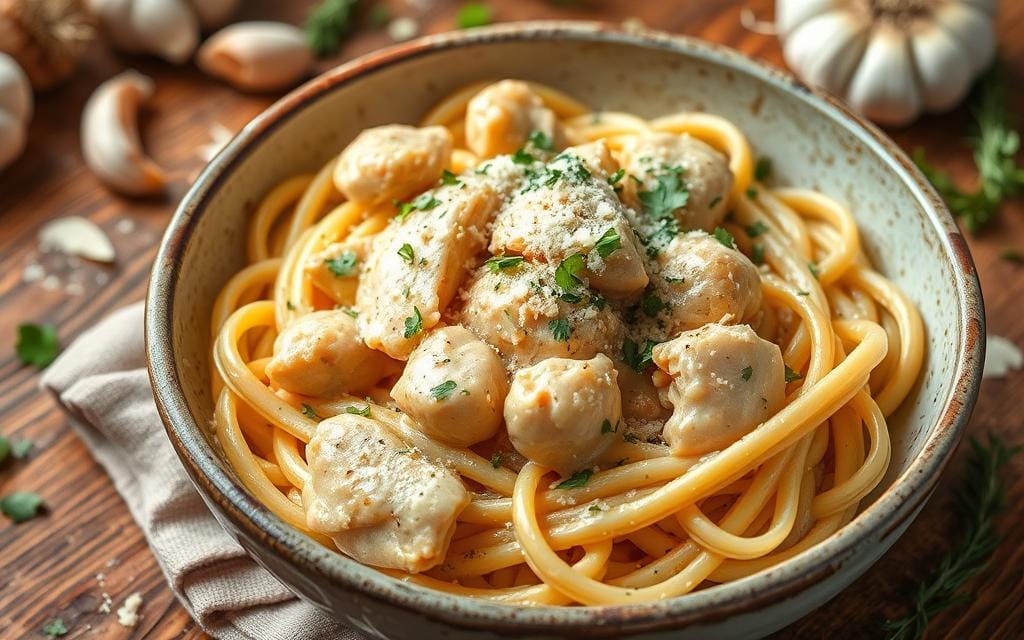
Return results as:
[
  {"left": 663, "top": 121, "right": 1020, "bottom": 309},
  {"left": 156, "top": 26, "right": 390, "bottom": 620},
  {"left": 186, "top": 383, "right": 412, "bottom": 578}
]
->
[{"left": 210, "top": 80, "right": 924, "bottom": 606}]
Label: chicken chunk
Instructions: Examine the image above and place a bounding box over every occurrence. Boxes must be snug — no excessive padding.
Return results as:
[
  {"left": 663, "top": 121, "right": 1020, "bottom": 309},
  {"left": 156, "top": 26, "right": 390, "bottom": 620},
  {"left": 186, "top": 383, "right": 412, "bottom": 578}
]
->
[
  {"left": 265, "top": 310, "right": 401, "bottom": 398},
  {"left": 504, "top": 354, "right": 622, "bottom": 475},
  {"left": 305, "top": 235, "right": 374, "bottom": 306},
  {"left": 565, "top": 139, "right": 620, "bottom": 181},
  {"left": 334, "top": 125, "right": 453, "bottom": 205},
  {"left": 489, "top": 148, "right": 648, "bottom": 296},
  {"left": 619, "top": 132, "right": 733, "bottom": 233},
  {"left": 465, "top": 80, "right": 560, "bottom": 158},
  {"left": 303, "top": 414, "right": 470, "bottom": 572},
  {"left": 391, "top": 326, "right": 508, "bottom": 447},
  {"left": 616, "top": 365, "right": 671, "bottom": 425},
  {"left": 356, "top": 179, "right": 501, "bottom": 360},
  {"left": 635, "top": 231, "right": 762, "bottom": 342},
  {"left": 456, "top": 261, "right": 625, "bottom": 371},
  {"left": 652, "top": 323, "right": 785, "bottom": 456}
]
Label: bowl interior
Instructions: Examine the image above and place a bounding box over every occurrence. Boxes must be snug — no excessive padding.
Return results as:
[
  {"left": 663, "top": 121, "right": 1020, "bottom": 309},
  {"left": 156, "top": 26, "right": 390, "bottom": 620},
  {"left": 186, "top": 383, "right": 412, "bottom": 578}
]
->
[{"left": 152, "top": 23, "right": 978, "bottom": 629}]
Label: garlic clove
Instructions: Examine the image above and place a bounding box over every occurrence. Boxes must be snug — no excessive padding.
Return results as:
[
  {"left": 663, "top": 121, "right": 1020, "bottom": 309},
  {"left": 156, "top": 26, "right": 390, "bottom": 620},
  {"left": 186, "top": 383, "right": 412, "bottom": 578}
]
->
[
  {"left": 983, "top": 334, "right": 1023, "bottom": 379},
  {"left": 845, "top": 23, "right": 922, "bottom": 126},
  {"left": 0, "top": 0, "right": 96, "bottom": 90},
  {"left": 38, "top": 216, "right": 117, "bottom": 263},
  {"left": 186, "top": 0, "right": 239, "bottom": 30},
  {"left": 0, "top": 109, "right": 27, "bottom": 171},
  {"left": 909, "top": 21, "right": 973, "bottom": 112},
  {"left": 0, "top": 52, "right": 32, "bottom": 125},
  {"left": 930, "top": 2, "right": 996, "bottom": 75},
  {"left": 128, "top": 0, "right": 198, "bottom": 63},
  {"left": 81, "top": 70, "right": 167, "bottom": 196},
  {"left": 782, "top": 10, "right": 869, "bottom": 96},
  {"left": 775, "top": 0, "right": 843, "bottom": 37},
  {"left": 196, "top": 22, "right": 314, "bottom": 93}
]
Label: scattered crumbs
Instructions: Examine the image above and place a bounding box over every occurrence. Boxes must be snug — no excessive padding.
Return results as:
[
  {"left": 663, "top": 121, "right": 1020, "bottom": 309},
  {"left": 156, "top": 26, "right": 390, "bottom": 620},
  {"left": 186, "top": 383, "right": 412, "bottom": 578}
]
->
[
  {"left": 106, "top": 556, "right": 120, "bottom": 568},
  {"left": 983, "top": 334, "right": 1023, "bottom": 379},
  {"left": 41, "top": 275, "right": 60, "bottom": 291},
  {"left": 95, "top": 572, "right": 106, "bottom": 586},
  {"left": 387, "top": 16, "right": 418, "bottom": 42},
  {"left": 22, "top": 263, "right": 44, "bottom": 282},
  {"left": 99, "top": 592, "right": 112, "bottom": 613},
  {"left": 116, "top": 592, "right": 143, "bottom": 627},
  {"left": 95, "top": 272, "right": 109, "bottom": 285},
  {"left": 115, "top": 218, "right": 136, "bottom": 235},
  {"left": 197, "top": 123, "right": 234, "bottom": 162}
]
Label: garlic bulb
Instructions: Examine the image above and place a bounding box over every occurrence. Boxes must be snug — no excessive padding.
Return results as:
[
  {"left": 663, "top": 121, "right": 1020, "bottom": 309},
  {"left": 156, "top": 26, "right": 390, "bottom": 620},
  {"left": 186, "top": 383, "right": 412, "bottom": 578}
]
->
[
  {"left": 776, "top": 0, "right": 998, "bottom": 125},
  {"left": 0, "top": 52, "right": 32, "bottom": 171},
  {"left": 0, "top": 0, "right": 95, "bottom": 90},
  {"left": 197, "top": 22, "right": 314, "bottom": 93},
  {"left": 81, "top": 69, "right": 167, "bottom": 195},
  {"left": 86, "top": 0, "right": 239, "bottom": 64}
]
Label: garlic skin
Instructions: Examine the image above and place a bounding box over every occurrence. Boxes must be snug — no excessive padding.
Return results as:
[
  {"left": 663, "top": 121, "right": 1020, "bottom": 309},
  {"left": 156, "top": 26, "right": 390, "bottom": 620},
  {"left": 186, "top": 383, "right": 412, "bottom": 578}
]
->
[
  {"left": 0, "top": 0, "right": 96, "bottom": 90},
  {"left": 39, "top": 216, "right": 116, "bottom": 262},
  {"left": 777, "top": 0, "right": 998, "bottom": 125},
  {"left": 87, "top": 0, "right": 198, "bottom": 63},
  {"left": 196, "top": 22, "right": 314, "bottom": 93},
  {"left": 81, "top": 69, "right": 167, "bottom": 195},
  {"left": 0, "top": 52, "right": 32, "bottom": 172}
]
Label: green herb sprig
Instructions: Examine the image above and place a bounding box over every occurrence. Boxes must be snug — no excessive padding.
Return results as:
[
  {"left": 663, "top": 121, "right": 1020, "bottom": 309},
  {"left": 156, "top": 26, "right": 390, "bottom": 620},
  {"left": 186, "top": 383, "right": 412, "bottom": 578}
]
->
[
  {"left": 884, "top": 434, "right": 1019, "bottom": 640},
  {"left": 305, "top": 0, "right": 359, "bottom": 58},
  {"left": 914, "top": 66, "right": 1024, "bottom": 232}
]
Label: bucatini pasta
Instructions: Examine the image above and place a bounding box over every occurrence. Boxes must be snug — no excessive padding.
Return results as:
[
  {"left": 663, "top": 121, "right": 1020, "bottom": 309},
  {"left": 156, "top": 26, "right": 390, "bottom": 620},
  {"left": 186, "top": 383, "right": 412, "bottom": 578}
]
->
[{"left": 209, "top": 79, "right": 924, "bottom": 606}]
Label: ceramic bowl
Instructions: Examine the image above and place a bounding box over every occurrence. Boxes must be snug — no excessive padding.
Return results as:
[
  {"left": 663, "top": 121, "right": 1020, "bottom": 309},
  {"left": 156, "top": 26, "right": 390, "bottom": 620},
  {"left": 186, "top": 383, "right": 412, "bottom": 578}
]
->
[{"left": 146, "top": 22, "right": 984, "bottom": 639}]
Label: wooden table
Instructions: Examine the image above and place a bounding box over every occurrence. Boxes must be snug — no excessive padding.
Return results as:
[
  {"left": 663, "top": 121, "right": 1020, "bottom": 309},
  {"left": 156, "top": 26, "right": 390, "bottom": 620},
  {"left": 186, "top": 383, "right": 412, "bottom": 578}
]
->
[{"left": 2, "top": 1, "right": 1022, "bottom": 637}]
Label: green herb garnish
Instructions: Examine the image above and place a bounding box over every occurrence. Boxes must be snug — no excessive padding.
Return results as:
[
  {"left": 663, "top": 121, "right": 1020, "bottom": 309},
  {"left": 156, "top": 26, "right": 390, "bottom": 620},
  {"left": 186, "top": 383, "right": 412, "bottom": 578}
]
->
[
  {"left": 16, "top": 323, "right": 59, "bottom": 368},
  {"left": 42, "top": 618, "right": 68, "bottom": 638},
  {"left": 741, "top": 366, "right": 753, "bottom": 381},
  {"left": 528, "top": 129, "right": 553, "bottom": 151},
  {"left": 490, "top": 452, "right": 504, "bottom": 469},
  {"left": 456, "top": 2, "right": 492, "bottom": 28},
  {"left": 554, "top": 253, "right": 586, "bottom": 291},
  {"left": 1, "top": 491, "right": 44, "bottom": 523},
  {"left": 430, "top": 380, "right": 458, "bottom": 401},
  {"left": 622, "top": 337, "right": 657, "bottom": 373},
  {"left": 745, "top": 221, "right": 769, "bottom": 237},
  {"left": 601, "top": 419, "right": 616, "bottom": 434},
  {"left": 398, "top": 243, "right": 415, "bottom": 264},
  {"left": 641, "top": 292, "right": 666, "bottom": 318},
  {"left": 325, "top": 252, "right": 358, "bottom": 277},
  {"left": 485, "top": 255, "right": 524, "bottom": 273},
  {"left": 754, "top": 157, "right": 773, "bottom": 181},
  {"left": 403, "top": 306, "right": 423, "bottom": 338},
  {"left": 608, "top": 168, "right": 625, "bottom": 185},
  {"left": 556, "top": 469, "right": 593, "bottom": 489},
  {"left": 784, "top": 365, "right": 803, "bottom": 383},
  {"left": 593, "top": 227, "right": 622, "bottom": 259},
  {"left": 745, "top": 187, "right": 758, "bottom": 200},
  {"left": 808, "top": 261, "right": 820, "bottom": 279},
  {"left": 301, "top": 404, "right": 320, "bottom": 420},
  {"left": 305, "top": 0, "right": 358, "bottom": 57},
  {"left": 344, "top": 405, "right": 371, "bottom": 417},
  {"left": 751, "top": 244, "right": 765, "bottom": 265},
  {"left": 440, "top": 169, "right": 462, "bottom": 186},
  {"left": 512, "top": 148, "right": 535, "bottom": 165},
  {"left": 548, "top": 318, "right": 571, "bottom": 342},
  {"left": 396, "top": 193, "right": 442, "bottom": 220},
  {"left": 638, "top": 166, "right": 688, "bottom": 226},
  {"left": 713, "top": 226, "right": 736, "bottom": 249}
]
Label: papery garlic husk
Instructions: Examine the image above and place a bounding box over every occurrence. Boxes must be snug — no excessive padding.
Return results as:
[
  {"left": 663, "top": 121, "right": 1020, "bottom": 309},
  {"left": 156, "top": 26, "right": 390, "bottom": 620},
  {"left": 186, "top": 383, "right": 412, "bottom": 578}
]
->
[
  {"left": 87, "top": 0, "right": 198, "bottom": 64},
  {"left": 776, "top": 0, "right": 999, "bottom": 125},
  {"left": 0, "top": 51, "right": 32, "bottom": 171},
  {"left": 81, "top": 69, "right": 167, "bottom": 195},
  {"left": 39, "top": 215, "right": 116, "bottom": 262},
  {"left": 196, "top": 21, "right": 314, "bottom": 93},
  {"left": 0, "top": 0, "right": 95, "bottom": 90}
]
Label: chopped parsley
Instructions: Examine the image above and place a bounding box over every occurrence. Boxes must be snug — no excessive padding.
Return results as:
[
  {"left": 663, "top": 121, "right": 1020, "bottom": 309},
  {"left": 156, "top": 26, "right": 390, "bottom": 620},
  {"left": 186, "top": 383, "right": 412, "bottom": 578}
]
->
[
  {"left": 554, "top": 253, "right": 586, "bottom": 291},
  {"left": 556, "top": 469, "right": 593, "bottom": 489},
  {"left": 344, "top": 404, "right": 371, "bottom": 417},
  {"left": 741, "top": 366, "right": 753, "bottom": 381},
  {"left": 456, "top": 2, "right": 491, "bottom": 28},
  {"left": 397, "top": 243, "right": 415, "bottom": 264},
  {"left": 1, "top": 491, "right": 44, "bottom": 523},
  {"left": 304, "top": 0, "right": 358, "bottom": 58},
  {"left": 42, "top": 618, "right": 68, "bottom": 638},
  {"left": 440, "top": 169, "right": 461, "bottom": 186},
  {"left": 754, "top": 157, "right": 773, "bottom": 181},
  {"left": 512, "top": 148, "right": 535, "bottom": 165},
  {"left": 622, "top": 337, "right": 657, "bottom": 373},
  {"left": 664, "top": 275, "right": 685, "bottom": 284},
  {"left": 745, "top": 220, "right": 769, "bottom": 237},
  {"left": 485, "top": 255, "right": 524, "bottom": 273},
  {"left": 403, "top": 306, "right": 423, "bottom": 338},
  {"left": 641, "top": 292, "right": 666, "bottom": 318},
  {"left": 751, "top": 244, "right": 766, "bottom": 265},
  {"left": 588, "top": 504, "right": 602, "bottom": 513},
  {"left": 594, "top": 227, "right": 622, "bottom": 259},
  {"left": 430, "top": 380, "right": 458, "bottom": 401},
  {"left": 396, "top": 192, "right": 442, "bottom": 220},
  {"left": 340, "top": 307, "right": 359, "bottom": 318},
  {"left": 528, "top": 129, "right": 554, "bottom": 151},
  {"left": 286, "top": 301, "right": 296, "bottom": 310},
  {"left": 746, "top": 187, "right": 759, "bottom": 200},
  {"left": 713, "top": 226, "right": 736, "bottom": 249},
  {"left": 325, "top": 252, "right": 358, "bottom": 276},
  {"left": 549, "top": 318, "right": 571, "bottom": 342},
  {"left": 490, "top": 452, "right": 504, "bottom": 469},
  {"left": 808, "top": 261, "right": 821, "bottom": 279},
  {"left": 15, "top": 323, "right": 59, "bottom": 368},
  {"left": 638, "top": 166, "right": 688, "bottom": 231},
  {"left": 785, "top": 365, "right": 803, "bottom": 383},
  {"left": 601, "top": 419, "right": 616, "bottom": 434},
  {"left": 11, "top": 439, "right": 31, "bottom": 459},
  {"left": 301, "top": 404, "right": 320, "bottom": 420},
  {"left": 622, "top": 432, "right": 640, "bottom": 444},
  {"left": 607, "top": 168, "right": 625, "bottom": 185}
]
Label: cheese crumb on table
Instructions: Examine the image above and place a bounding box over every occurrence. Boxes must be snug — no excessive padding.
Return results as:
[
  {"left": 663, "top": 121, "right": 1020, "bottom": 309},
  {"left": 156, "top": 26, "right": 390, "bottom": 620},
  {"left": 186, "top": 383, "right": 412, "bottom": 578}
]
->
[{"left": 116, "top": 592, "right": 143, "bottom": 627}]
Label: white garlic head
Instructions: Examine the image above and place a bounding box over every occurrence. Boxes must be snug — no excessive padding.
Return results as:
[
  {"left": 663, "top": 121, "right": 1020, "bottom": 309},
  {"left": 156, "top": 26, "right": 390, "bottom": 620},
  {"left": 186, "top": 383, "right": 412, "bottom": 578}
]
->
[{"left": 0, "top": 52, "right": 32, "bottom": 172}]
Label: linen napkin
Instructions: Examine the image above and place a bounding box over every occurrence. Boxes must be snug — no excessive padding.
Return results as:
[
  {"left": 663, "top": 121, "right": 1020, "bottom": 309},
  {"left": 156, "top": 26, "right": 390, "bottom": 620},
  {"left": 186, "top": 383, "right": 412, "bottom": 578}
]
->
[{"left": 40, "top": 302, "right": 362, "bottom": 640}]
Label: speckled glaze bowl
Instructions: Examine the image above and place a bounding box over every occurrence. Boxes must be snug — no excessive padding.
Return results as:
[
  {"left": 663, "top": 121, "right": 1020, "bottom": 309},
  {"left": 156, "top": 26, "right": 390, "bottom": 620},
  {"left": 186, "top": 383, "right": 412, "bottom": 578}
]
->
[{"left": 147, "top": 22, "right": 984, "bottom": 639}]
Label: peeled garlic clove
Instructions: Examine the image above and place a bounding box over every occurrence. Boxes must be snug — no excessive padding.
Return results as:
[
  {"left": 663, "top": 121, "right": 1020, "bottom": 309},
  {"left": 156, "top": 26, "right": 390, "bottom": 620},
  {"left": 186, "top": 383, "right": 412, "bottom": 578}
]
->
[
  {"left": 910, "top": 21, "right": 972, "bottom": 112},
  {"left": 775, "top": 0, "right": 843, "bottom": 36},
  {"left": 81, "top": 70, "right": 167, "bottom": 196},
  {"left": 39, "top": 216, "right": 116, "bottom": 262},
  {"left": 931, "top": 2, "right": 995, "bottom": 75},
  {"left": 783, "top": 11, "right": 869, "bottom": 95},
  {"left": 0, "top": 110, "right": 26, "bottom": 170},
  {"left": 0, "top": 52, "right": 31, "bottom": 171},
  {"left": 846, "top": 24, "right": 921, "bottom": 126},
  {"left": 87, "top": 0, "right": 198, "bottom": 64},
  {"left": 186, "top": 0, "right": 239, "bottom": 30},
  {"left": 197, "top": 22, "right": 314, "bottom": 93}
]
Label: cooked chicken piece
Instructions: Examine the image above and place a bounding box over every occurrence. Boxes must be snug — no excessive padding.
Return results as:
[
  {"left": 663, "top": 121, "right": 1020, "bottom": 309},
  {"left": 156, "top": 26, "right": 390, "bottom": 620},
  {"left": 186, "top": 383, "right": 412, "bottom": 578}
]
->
[
  {"left": 652, "top": 323, "right": 785, "bottom": 457},
  {"left": 356, "top": 179, "right": 501, "bottom": 360},
  {"left": 488, "top": 147, "right": 648, "bottom": 296},
  {"left": 391, "top": 326, "right": 508, "bottom": 447},
  {"left": 465, "top": 80, "right": 560, "bottom": 158},
  {"left": 619, "top": 132, "right": 733, "bottom": 233},
  {"left": 566, "top": 139, "right": 620, "bottom": 181},
  {"left": 265, "top": 310, "right": 400, "bottom": 398},
  {"left": 504, "top": 354, "right": 622, "bottom": 475},
  {"left": 303, "top": 414, "right": 470, "bottom": 572},
  {"left": 635, "top": 231, "right": 762, "bottom": 342},
  {"left": 456, "top": 261, "right": 625, "bottom": 371},
  {"left": 305, "top": 235, "right": 374, "bottom": 306},
  {"left": 334, "top": 125, "right": 453, "bottom": 205}
]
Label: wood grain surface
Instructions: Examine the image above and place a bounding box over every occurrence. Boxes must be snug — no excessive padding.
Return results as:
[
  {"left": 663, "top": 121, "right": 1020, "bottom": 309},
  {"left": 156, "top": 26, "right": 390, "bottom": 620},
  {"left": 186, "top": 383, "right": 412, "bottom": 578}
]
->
[{"left": 2, "top": 1, "right": 1023, "bottom": 638}]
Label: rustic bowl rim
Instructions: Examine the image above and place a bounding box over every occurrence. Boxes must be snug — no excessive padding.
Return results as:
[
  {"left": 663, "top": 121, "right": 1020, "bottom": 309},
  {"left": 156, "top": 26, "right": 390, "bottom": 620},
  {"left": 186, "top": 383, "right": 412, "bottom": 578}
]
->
[{"left": 146, "top": 21, "right": 984, "bottom": 634}]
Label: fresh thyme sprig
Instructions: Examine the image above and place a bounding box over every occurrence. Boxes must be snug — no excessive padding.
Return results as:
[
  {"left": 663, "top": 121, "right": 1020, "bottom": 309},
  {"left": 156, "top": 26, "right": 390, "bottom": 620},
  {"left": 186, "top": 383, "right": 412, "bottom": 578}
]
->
[
  {"left": 914, "top": 65, "right": 1024, "bottom": 232},
  {"left": 884, "top": 434, "right": 1019, "bottom": 640},
  {"left": 305, "top": 0, "right": 359, "bottom": 58}
]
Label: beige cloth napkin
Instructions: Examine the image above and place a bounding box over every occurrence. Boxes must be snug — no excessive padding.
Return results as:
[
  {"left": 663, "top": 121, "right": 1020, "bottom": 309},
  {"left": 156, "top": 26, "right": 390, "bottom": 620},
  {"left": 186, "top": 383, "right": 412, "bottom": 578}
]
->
[{"left": 41, "top": 302, "right": 361, "bottom": 640}]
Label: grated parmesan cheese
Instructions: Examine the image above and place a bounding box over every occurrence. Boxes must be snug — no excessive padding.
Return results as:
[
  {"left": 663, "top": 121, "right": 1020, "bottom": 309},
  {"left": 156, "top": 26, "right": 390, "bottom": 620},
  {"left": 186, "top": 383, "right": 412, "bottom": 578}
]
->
[{"left": 116, "top": 592, "right": 143, "bottom": 627}]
